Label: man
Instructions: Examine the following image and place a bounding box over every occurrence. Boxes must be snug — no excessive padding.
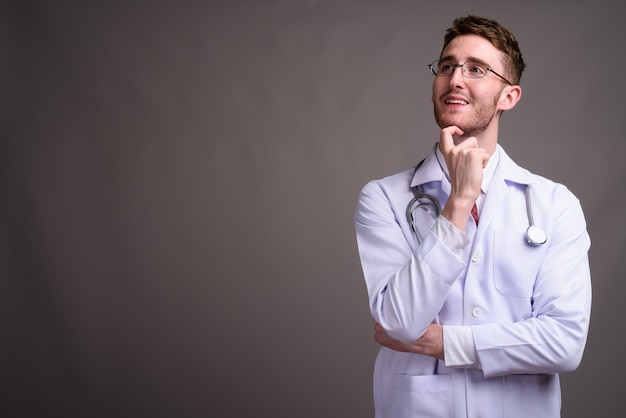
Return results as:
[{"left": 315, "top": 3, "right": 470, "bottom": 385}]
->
[{"left": 354, "top": 15, "right": 591, "bottom": 418}]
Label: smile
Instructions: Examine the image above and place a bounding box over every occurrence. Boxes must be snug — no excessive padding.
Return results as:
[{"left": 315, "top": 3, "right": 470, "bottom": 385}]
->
[{"left": 445, "top": 99, "right": 469, "bottom": 105}]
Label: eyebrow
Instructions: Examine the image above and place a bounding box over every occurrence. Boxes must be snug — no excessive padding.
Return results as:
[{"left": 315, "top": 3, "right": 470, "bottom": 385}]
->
[{"left": 439, "top": 55, "right": 492, "bottom": 67}]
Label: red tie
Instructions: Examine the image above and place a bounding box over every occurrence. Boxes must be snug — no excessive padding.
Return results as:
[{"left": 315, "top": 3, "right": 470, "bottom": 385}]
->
[{"left": 471, "top": 203, "right": 479, "bottom": 225}]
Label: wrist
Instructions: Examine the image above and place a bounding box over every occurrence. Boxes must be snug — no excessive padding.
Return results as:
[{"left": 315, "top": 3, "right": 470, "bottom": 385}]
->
[{"left": 442, "top": 198, "right": 474, "bottom": 230}]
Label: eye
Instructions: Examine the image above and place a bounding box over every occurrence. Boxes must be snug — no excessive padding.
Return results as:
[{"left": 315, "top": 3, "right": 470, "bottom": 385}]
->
[
  {"left": 438, "top": 61, "right": 454, "bottom": 74},
  {"left": 465, "top": 62, "right": 487, "bottom": 76}
]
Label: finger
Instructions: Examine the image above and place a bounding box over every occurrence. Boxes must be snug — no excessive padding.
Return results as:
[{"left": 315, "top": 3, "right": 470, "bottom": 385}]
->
[
  {"left": 438, "top": 125, "right": 464, "bottom": 155},
  {"left": 464, "top": 146, "right": 490, "bottom": 167},
  {"left": 479, "top": 149, "right": 490, "bottom": 168},
  {"left": 456, "top": 136, "right": 478, "bottom": 150}
]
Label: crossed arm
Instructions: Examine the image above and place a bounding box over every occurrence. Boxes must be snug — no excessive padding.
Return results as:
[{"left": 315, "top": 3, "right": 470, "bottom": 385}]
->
[{"left": 374, "top": 323, "right": 445, "bottom": 360}]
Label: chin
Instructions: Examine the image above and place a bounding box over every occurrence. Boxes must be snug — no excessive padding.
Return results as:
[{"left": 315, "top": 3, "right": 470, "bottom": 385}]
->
[
  {"left": 434, "top": 114, "right": 464, "bottom": 130},
  {"left": 434, "top": 113, "right": 489, "bottom": 135}
]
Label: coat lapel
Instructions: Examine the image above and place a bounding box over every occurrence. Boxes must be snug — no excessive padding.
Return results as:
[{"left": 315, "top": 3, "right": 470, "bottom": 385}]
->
[{"left": 477, "top": 146, "right": 535, "bottom": 234}]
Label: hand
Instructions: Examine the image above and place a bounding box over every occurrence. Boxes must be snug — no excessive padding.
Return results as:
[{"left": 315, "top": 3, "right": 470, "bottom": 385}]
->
[
  {"left": 438, "top": 126, "right": 490, "bottom": 230},
  {"left": 374, "top": 323, "right": 445, "bottom": 360}
]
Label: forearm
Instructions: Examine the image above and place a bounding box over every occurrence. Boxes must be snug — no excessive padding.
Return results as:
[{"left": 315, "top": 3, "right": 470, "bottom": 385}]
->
[
  {"left": 377, "top": 311, "right": 589, "bottom": 376},
  {"left": 474, "top": 305, "right": 591, "bottom": 377},
  {"left": 360, "top": 216, "right": 469, "bottom": 343},
  {"left": 375, "top": 323, "right": 445, "bottom": 360},
  {"left": 375, "top": 323, "right": 479, "bottom": 368}
]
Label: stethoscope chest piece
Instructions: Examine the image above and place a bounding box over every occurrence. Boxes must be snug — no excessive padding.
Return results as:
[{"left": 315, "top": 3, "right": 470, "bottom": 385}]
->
[
  {"left": 524, "top": 184, "right": 547, "bottom": 246},
  {"left": 526, "top": 225, "right": 547, "bottom": 247}
]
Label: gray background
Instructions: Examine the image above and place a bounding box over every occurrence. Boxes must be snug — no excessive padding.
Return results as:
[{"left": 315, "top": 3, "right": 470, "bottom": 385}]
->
[{"left": 1, "top": 1, "right": 623, "bottom": 417}]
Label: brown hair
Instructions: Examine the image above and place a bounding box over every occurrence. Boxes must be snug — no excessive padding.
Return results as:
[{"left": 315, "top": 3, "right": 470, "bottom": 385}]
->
[{"left": 442, "top": 15, "right": 526, "bottom": 85}]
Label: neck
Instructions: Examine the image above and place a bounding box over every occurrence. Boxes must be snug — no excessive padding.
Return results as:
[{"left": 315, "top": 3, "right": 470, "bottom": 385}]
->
[{"left": 454, "top": 123, "right": 499, "bottom": 156}]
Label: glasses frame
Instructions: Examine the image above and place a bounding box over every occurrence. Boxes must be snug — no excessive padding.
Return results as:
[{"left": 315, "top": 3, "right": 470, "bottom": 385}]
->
[{"left": 428, "top": 59, "right": 513, "bottom": 86}]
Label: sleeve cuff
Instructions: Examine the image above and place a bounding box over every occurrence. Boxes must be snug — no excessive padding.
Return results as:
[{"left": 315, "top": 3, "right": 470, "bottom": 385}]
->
[
  {"left": 443, "top": 325, "right": 481, "bottom": 369},
  {"left": 433, "top": 216, "right": 469, "bottom": 256}
]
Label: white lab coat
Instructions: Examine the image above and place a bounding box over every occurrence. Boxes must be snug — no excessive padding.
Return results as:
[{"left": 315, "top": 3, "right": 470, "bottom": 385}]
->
[{"left": 354, "top": 144, "right": 591, "bottom": 418}]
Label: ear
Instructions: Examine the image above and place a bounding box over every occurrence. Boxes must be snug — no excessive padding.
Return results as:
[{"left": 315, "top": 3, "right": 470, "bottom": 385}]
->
[{"left": 498, "top": 84, "right": 522, "bottom": 111}]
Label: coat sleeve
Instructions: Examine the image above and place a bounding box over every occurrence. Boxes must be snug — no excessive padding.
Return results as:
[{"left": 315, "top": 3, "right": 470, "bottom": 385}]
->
[
  {"left": 354, "top": 179, "right": 469, "bottom": 343},
  {"left": 472, "top": 187, "right": 592, "bottom": 378}
]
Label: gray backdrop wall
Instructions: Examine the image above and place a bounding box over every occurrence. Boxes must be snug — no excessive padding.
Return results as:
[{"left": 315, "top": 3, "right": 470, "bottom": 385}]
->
[{"left": 1, "top": 1, "right": 623, "bottom": 417}]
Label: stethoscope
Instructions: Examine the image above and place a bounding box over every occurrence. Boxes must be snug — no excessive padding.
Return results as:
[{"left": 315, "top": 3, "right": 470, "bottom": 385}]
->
[{"left": 405, "top": 161, "right": 547, "bottom": 247}]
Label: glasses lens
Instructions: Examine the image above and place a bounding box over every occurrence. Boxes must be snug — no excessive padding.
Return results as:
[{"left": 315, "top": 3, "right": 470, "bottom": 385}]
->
[
  {"left": 463, "top": 61, "right": 487, "bottom": 78},
  {"left": 430, "top": 60, "right": 489, "bottom": 78},
  {"left": 435, "top": 60, "right": 453, "bottom": 76}
]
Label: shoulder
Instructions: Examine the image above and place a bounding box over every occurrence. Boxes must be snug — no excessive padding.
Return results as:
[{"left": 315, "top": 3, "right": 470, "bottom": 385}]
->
[
  {"left": 499, "top": 146, "right": 579, "bottom": 200},
  {"left": 528, "top": 172, "right": 581, "bottom": 210},
  {"left": 358, "top": 167, "right": 415, "bottom": 200},
  {"left": 354, "top": 166, "right": 419, "bottom": 223},
  {"left": 500, "top": 154, "right": 582, "bottom": 216}
]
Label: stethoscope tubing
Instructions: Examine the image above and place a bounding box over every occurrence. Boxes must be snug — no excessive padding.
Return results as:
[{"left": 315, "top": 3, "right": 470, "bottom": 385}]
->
[{"left": 407, "top": 182, "right": 546, "bottom": 247}]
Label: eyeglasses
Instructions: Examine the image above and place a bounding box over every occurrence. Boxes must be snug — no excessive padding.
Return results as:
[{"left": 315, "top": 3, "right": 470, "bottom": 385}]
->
[{"left": 429, "top": 59, "right": 513, "bottom": 85}]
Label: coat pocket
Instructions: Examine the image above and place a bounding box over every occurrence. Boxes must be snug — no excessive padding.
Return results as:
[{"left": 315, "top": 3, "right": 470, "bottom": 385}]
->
[
  {"left": 493, "top": 230, "right": 546, "bottom": 297},
  {"left": 503, "top": 374, "right": 561, "bottom": 417},
  {"left": 386, "top": 374, "right": 452, "bottom": 418}
]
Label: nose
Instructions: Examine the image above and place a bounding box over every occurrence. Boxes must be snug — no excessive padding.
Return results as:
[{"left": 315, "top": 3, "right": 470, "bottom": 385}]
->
[{"left": 449, "top": 64, "right": 465, "bottom": 87}]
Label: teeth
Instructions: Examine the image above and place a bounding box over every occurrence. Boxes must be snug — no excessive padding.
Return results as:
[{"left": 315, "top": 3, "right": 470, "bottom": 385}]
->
[{"left": 446, "top": 99, "right": 468, "bottom": 105}]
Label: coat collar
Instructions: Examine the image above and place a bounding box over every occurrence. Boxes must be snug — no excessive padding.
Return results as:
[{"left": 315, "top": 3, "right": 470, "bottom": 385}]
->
[{"left": 410, "top": 142, "right": 535, "bottom": 190}]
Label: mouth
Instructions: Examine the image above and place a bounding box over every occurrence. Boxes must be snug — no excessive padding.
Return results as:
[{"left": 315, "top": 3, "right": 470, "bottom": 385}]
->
[{"left": 444, "top": 98, "right": 469, "bottom": 106}]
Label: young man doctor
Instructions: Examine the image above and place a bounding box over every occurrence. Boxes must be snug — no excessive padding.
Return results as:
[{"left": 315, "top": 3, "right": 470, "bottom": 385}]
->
[{"left": 354, "top": 15, "right": 591, "bottom": 418}]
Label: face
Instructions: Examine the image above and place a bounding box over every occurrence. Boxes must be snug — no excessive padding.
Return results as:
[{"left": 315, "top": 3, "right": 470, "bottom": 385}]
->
[{"left": 432, "top": 34, "right": 511, "bottom": 137}]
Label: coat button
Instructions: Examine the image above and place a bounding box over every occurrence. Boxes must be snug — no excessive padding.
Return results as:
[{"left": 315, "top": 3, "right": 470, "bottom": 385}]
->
[
  {"left": 471, "top": 251, "right": 481, "bottom": 262},
  {"left": 472, "top": 307, "right": 483, "bottom": 318}
]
